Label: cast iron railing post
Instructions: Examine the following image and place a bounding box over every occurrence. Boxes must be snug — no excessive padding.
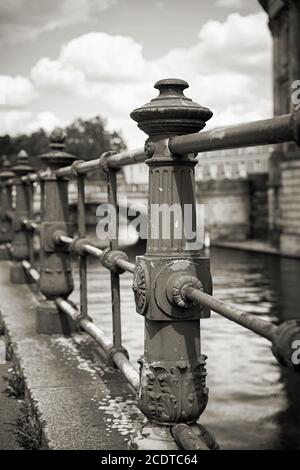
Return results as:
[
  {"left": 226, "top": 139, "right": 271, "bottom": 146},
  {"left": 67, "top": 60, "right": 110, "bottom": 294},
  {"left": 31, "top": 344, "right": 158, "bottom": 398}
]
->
[
  {"left": 130, "top": 79, "right": 213, "bottom": 449},
  {"left": 36, "top": 129, "right": 76, "bottom": 334},
  {"left": 10, "top": 150, "right": 33, "bottom": 283},
  {"left": 0, "top": 156, "right": 14, "bottom": 260}
]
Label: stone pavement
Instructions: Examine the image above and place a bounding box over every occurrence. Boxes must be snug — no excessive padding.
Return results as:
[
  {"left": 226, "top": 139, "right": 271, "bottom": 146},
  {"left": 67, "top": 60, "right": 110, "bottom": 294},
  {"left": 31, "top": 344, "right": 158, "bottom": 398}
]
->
[
  {"left": 0, "top": 261, "right": 143, "bottom": 450},
  {"left": 0, "top": 338, "right": 24, "bottom": 450}
]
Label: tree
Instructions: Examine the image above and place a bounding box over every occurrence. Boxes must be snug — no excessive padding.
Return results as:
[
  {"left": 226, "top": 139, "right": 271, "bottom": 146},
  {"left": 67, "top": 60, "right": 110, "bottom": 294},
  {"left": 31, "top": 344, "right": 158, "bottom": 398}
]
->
[
  {"left": 65, "top": 116, "right": 126, "bottom": 161},
  {"left": 0, "top": 116, "right": 127, "bottom": 170}
]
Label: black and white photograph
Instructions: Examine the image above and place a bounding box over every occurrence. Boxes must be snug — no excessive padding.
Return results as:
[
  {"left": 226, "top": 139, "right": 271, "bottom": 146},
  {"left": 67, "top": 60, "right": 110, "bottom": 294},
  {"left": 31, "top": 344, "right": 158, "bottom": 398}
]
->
[{"left": 0, "top": 0, "right": 299, "bottom": 457}]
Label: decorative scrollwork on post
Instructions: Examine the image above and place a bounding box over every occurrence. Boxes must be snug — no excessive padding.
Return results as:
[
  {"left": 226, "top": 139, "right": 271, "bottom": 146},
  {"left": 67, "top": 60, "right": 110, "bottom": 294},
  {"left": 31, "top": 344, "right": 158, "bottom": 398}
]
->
[
  {"left": 138, "top": 357, "right": 208, "bottom": 424},
  {"left": 130, "top": 79, "right": 213, "bottom": 449},
  {"left": 132, "top": 261, "right": 149, "bottom": 315}
]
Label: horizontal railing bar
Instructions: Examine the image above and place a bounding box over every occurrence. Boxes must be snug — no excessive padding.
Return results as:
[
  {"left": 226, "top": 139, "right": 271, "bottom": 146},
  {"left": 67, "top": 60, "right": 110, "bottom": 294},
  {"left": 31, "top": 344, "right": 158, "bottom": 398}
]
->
[
  {"left": 58, "top": 235, "right": 135, "bottom": 273},
  {"left": 59, "top": 235, "right": 104, "bottom": 257},
  {"left": 185, "top": 286, "right": 278, "bottom": 342},
  {"left": 56, "top": 147, "right": 146, "bottom": 178},
  {"left": 22, "top": 218, "right": 40, "bottom": 233},
  {"left": 82, "top": 243, "right": 103, "bottom": 258},
  {"left": 169, "top": 113, "right": 296, "bottom": 155},
  {"left": 80, "top": 319, "right": 139, "bottom": 390},
  {"left": 22, "top": 260, "right": 40, "bottom": 283},
  {"left": 55, "top": 298, "right": 139, "bottom": 390},
  {"left": 21, "top": 174, "right": 39, "bottom": 183},
  {"left": 106, "top": 147, "right": 146, "bottom": 169},
  {"left": 21, "top": 259, "right": 139, "bottom": 389},
  {"left": 115, "top": 257, "right": 135, "bottom": 274},
  {"left": 172, "top": 423, "right": 218, "bottom": 451}
]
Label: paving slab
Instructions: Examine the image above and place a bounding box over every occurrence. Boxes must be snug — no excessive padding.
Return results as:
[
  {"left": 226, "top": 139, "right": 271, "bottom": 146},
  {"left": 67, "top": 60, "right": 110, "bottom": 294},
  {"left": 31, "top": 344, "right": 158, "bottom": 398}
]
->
[
  {"left": 0, "top": 261, "right": 144, "bottom": 450},
  {"left": 0, "top": 340, "right": 24, "bottom": 450}
]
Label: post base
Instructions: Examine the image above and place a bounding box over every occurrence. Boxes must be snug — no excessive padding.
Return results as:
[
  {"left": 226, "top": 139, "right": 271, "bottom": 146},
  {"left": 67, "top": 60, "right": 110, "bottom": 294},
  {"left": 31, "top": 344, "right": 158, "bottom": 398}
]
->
[
  {"left": 0, "top": 245, "right": 10, "bottom": 260},
  {"left": 129, "top": 423, "right": 179, "bottom": 450},
  {"left": 10, "top": 262, "right": 30, "bottom": 284},
  {"left": 36, "top": 299, "right": 77, "bottom": 335}
]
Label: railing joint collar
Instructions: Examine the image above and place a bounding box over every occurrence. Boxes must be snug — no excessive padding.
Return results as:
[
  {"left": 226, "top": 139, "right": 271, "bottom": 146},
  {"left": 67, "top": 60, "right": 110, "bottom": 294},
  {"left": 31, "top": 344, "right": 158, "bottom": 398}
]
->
[
  {"left": 107, "top": 345, "right": 130, "bottom": 367},
  {"left": 98, "top": 151, "right": 119, "bottom": 172},
  {"left": 100, "top": 247, "right": 129, "bottom": 274}
]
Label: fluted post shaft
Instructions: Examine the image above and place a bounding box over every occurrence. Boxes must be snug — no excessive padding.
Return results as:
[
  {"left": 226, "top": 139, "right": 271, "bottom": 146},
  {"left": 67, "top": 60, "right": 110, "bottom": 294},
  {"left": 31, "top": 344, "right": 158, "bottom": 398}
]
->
[
  {"left": 10, "top": 151, "right": 32, "bottom": 283},
  {"left": 130, "top": 79, "right": 213, "bottom": 449},
  {"left": 36, "top": 129, "right": 76, "bottom": 335},
  {"left": 0, "top": 156, "right": 14, "bottom": 260}
]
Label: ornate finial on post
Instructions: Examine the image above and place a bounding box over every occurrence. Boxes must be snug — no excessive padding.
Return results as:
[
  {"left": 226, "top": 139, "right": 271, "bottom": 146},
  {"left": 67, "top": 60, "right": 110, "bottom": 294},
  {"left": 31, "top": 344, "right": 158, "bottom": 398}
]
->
[
  {"left": 40, "top": 128, "right": 75, "bottom": 169},
  {"left": 0, "top": 156, "right": 14, "bottom": 260},
  {"left": 36, "top": 129, "right": 76, "bottom": 334},
  {"left": 130, "top": 79, "right": 214, "bottom": 449},
  {"left": 10, "top": 150, "right": 33, "bottom": 282},
  {"left": 131, "top": 78, "right": 212, "bottom": 137}
]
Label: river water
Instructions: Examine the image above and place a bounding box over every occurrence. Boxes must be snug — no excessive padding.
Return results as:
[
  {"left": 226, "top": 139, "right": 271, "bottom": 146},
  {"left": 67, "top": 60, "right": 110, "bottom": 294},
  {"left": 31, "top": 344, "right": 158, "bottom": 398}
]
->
[{"left": 71, "top": 244, "right": 300, "bottom": 450}]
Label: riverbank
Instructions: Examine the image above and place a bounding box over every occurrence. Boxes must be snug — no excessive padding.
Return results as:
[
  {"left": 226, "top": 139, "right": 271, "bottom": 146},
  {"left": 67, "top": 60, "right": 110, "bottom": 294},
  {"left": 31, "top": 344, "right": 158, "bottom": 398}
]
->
[{"left": 212, "top": 239, "right": 279, "bottom": 256}]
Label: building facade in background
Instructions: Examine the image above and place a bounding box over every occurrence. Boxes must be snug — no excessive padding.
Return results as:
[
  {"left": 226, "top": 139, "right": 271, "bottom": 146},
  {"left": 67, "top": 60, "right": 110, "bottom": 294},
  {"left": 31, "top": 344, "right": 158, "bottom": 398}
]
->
[{"left": 259, "top": 0, "right": 300, "bottom": 256}]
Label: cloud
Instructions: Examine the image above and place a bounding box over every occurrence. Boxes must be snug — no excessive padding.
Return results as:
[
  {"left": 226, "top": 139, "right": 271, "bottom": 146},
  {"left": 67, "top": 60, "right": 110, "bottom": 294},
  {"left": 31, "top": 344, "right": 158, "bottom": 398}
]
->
[
  {"left": 0, "top": 0, "right": 118, "bottom": 43},
  {"left": 0, "top": 75, "right": 38, "bottom": 107},
  {"left": 0, "top": 12, "right": 272, "bottom": 146},
  {"left": 216, "top": 0, "right": 249, "bottom": 8},
  {"left": 159, "top": 13, "right": 270, "bottom": 76},
  {"left": 0, "top": 110, "right": 62, "bottom": 136},
  {"left": 57, "top": 32, "right": 146, "bottom": 83}
]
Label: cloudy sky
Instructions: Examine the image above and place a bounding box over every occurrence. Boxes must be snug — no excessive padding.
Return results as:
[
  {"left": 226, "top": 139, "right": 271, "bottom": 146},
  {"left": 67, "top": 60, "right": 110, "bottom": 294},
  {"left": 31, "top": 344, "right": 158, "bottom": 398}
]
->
[{"left": 0, "top": 0, "right": 272, "bottom": 148}]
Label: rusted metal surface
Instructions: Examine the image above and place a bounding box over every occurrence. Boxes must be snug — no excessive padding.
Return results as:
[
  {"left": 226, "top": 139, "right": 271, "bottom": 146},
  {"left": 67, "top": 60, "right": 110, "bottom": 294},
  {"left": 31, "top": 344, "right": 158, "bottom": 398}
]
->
[
  {"left": 36, "top": 129, "right": 75, "bottom": 334},
  {"left": 10, "top": 150, "right": 33, "bottom": 283},
  {"left": 182, "top": 282, "right": 300, "bottom": 373},
  {"left": 3, "top": 77, "right": 300, "bottom": 449},
  {"left": 106, "top": 147, "right": 146, "bottom": 169},
  {"left": 58, "top": 234, "right": 135, "bottom": 273},
  {"left": 22, "top": 259, "right": 40, "bottom": 283},
  {"left": 106, "top": 165, "right": 122, "bottom": 350},
  {"left": 25, "top": 180, "right": 35, "bottom": 266},
  {"left": 172, "top": 423, "right": 219, "bottom": 450},
  {"left": 55, "top": 147, "right": 146, "bottom": 178},
  {"left": 77, "top": 173, "right": 88, "bottom": 319},
  {"left": 54, "top": 296, "right": 139, "bottom": 390},
  {"left": 169, "top": 112, "right": 299, "bottom": 155},
  {"left": 21, "top": 219, "right": 40, "bottom": 234},
  {"left": 0, "top": 156, "right": 14, "bottom": 258},
  {"left": 129, "top": 79, "right": 213, "bottom": 449},
  {"left": 184, "top": 284, "right": 277, "bottom": 341}
]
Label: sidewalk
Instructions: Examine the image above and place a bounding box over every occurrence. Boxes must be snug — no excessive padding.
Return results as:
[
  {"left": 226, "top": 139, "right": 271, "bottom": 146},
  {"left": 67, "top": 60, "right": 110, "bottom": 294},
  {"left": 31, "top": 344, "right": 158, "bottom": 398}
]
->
[
  {"left": 0, "top": 261, "right": 143, "bottom": 450},
  {"left": 0, "top": 338, "right": 24, "bottom": 450}
]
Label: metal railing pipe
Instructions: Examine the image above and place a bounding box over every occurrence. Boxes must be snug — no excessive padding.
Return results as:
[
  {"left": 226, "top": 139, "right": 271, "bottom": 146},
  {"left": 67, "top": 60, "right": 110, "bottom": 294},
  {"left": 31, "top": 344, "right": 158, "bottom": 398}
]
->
[
  {"left": 22, "top": 259, "right": 139, "bottom": 389},
  {"left": 0, "top": 156, "right": 14, "bottom": 260},
  {"left": 55, "top": 147, "right": 146, "bottom": 178},
  {"left": 54, "top": 297, "right": 139, "bottom": 390},
  {"left": 58, "top": 235, "right": 135, "bottom": 273},
  {"left": 169, "top": 113, "right": 297, "bottom": 155},
  {"left": 22, "top": 218, "right": 40, "bottom": 234},
  {"left": 182, "top": 283, "right": 300, "bottom": 373},
  {"left": 22, "top": 260, "right": 40, "bottom": 283},
  {"left": 105, "top": 147, "right": 146, "bottom": 168},
  {"left": 80, "top": 319, "right": 139, "bottom": 390},
  {"left": 185, "top": 286, "right": 277, "bottom": 341}
]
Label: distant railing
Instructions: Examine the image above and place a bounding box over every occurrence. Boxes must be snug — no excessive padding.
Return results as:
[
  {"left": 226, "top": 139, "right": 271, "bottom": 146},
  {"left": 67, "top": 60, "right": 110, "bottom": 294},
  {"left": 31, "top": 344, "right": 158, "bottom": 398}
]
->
[{"left": 0, "top": 78, "right": 300, "bottom": 451}]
